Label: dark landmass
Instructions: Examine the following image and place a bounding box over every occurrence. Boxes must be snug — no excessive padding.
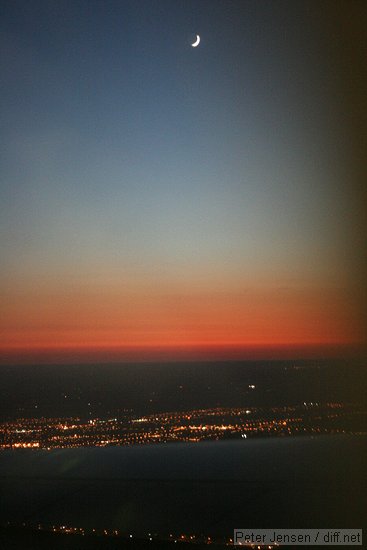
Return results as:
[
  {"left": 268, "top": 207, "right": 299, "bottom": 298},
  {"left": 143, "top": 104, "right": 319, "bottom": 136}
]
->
[
  {"left": 0, "top": 359, "right": 365, "bottom": 421},
  {"left": 1, "top": 360, "right": 365, "bottom": 549},
  {"left": 0, "top": 526, "right": 227, "bottom": 550}
]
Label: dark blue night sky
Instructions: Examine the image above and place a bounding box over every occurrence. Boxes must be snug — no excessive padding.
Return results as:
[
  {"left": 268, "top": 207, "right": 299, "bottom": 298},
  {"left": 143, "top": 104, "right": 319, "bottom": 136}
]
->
[{"left": 1, "top": 1, "right": 365, "bottom": 362}]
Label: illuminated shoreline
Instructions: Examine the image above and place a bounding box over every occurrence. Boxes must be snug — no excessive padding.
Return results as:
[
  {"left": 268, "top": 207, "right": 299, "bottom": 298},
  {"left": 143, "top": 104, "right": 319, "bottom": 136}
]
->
[
  {"left": 0, "top": 403, "right": 364, "bottom": 451},
  {"left": 2, "top": 521, "right": 281, "bottom": 548}
]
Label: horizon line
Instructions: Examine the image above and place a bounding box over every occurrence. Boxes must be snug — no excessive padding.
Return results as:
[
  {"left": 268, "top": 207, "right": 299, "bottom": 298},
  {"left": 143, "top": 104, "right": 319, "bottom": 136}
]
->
[{"left": 0, "top": 342, "right": 364, "bottom": 366}]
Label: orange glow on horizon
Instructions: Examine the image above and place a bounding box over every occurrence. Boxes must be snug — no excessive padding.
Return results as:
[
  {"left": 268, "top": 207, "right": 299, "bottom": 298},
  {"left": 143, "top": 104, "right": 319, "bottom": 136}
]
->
[
  {"left": 0, "top": 342, "right": 362, "bottom": 365},
  {"left": 1, "top": 280, "right": 364, "bottom": 365}
]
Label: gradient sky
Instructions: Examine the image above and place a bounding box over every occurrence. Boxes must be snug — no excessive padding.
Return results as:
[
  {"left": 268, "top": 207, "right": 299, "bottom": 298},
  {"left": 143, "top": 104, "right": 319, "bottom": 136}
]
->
[{"left": 1, "top": 0, "right": 365, "bottom": 363}]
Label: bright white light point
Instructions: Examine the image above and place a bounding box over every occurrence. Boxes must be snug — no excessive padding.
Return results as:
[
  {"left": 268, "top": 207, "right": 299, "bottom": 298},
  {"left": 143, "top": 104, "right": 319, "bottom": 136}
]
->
[{"left": 191, "top": 34, "right": 200, "bottom": 47}]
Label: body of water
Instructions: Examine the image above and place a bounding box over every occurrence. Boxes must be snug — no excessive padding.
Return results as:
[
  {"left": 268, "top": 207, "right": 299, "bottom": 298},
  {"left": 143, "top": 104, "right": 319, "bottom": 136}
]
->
[{"left": 1, "top": 435, "right": 366, "bottom": 536}]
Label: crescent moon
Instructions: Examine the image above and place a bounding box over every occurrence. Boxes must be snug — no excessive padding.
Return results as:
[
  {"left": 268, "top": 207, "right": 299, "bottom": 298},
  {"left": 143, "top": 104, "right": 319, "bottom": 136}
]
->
[{"left": 191, "top": 34, "right": 200, "bottom": 48}]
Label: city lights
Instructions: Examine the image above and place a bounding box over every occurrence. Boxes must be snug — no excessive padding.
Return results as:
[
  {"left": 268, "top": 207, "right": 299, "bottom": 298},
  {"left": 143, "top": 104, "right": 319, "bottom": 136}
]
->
[{"left": 0, "top": 403, "right": 362, "bottom": 451}]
